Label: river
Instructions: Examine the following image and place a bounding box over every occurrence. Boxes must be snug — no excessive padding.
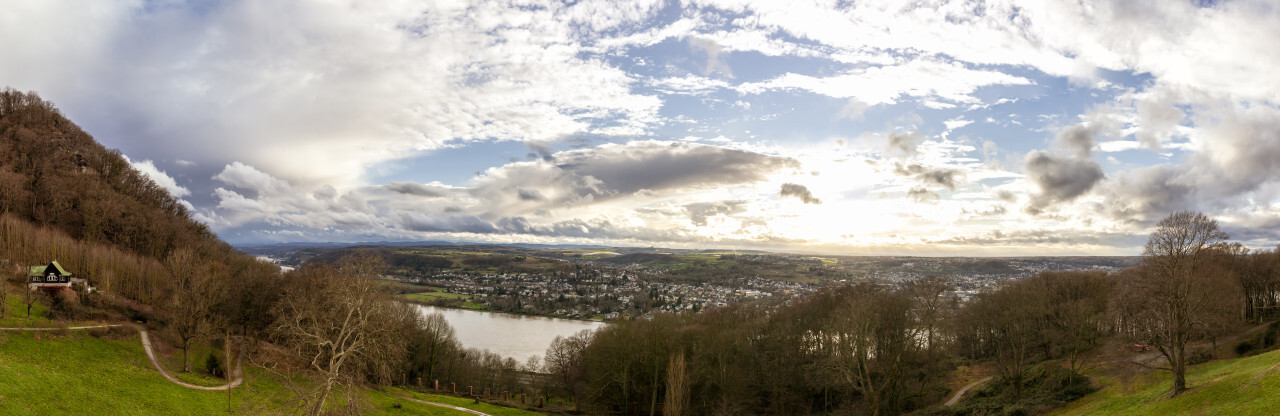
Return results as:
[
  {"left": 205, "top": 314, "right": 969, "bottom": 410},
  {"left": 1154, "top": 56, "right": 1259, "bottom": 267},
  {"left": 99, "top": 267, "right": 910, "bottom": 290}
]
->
[{"left": 414, "top": 305, "right": 606, "bottom": 363}]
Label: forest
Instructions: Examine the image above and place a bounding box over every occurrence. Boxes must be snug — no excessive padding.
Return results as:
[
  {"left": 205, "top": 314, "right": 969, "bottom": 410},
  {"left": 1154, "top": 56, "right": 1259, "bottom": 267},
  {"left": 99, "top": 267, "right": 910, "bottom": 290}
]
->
[{"left": 539, "top": 212, "right": 1280, "bottom": 415}]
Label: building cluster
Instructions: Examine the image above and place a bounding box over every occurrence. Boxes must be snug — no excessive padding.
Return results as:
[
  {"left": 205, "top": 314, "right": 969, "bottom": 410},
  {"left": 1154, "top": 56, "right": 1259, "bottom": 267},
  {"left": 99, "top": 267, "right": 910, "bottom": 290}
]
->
[{"left": 397, "top": 268, "right": 816, "bottom": 319}]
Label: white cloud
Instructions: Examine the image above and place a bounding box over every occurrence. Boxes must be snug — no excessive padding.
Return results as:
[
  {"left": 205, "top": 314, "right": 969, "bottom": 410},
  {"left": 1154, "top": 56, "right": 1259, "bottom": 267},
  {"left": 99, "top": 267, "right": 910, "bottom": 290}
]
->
[
  {"left": 738, "top": 58, "right": 1031, "bottom": 106},
  {"left": 0, "top": 0, "right": 663, "bottom": 191},
  {"left": 1097, "top": 140, "right": 1144, "bottom": 153},
  {"left": 648, "top": 75, "right": 732, "bottom": 95},
  {"left": 125, "top": 156, "right": 190, "bottom": 198},
  {"left": 944, "top": 117, "right": 974, "bottom": 130},
  {"left": 6, "top": 0, "right": 1280, "bottom": 252}
]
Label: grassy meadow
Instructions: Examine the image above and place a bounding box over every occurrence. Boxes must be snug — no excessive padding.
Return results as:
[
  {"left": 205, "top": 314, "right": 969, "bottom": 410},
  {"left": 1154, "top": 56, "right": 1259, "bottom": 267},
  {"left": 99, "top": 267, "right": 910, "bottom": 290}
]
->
[
  {"left": 0, "top": 291, "right": 540, "bottom": 416},
  {"left": 1052, "top": 348, "right": 1280, "bottom": 415}
]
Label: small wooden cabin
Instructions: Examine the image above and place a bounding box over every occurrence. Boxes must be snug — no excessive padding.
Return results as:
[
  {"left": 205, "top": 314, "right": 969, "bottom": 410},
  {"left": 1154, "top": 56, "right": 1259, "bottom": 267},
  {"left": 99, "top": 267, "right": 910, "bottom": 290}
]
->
[{"left": 28, "top": 260, "right": 73, "bottom": 291}]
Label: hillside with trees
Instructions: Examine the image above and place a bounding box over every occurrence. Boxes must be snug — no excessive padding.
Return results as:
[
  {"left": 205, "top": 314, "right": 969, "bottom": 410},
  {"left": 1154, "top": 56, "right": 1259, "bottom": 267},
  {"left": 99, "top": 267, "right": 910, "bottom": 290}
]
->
[
  {"left": 545, "top": 212, "right": 1280, "bottom": 415},
  {"left": 0, "top": 89, "right": 544, "bottom": 415},
  {"left": 3, "top": 88, "right": 1279, "bottom": 415}
]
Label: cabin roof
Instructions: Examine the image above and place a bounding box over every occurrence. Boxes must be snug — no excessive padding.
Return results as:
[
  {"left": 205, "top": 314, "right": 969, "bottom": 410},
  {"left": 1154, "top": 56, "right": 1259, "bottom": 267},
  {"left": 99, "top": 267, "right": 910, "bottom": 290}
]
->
[{"left": 29, "top": 261, "right": 71, "bottom": 277}]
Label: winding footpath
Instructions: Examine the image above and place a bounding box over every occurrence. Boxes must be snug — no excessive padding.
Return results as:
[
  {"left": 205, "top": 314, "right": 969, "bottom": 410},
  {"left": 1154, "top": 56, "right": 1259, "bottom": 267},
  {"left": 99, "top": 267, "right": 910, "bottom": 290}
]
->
[
  {"left": 0, "top": 323, "right": 242, "bottom": 390},
  {"left": 1, "top": 322, "right": 494, "bottom": 415},
  {"left": 391, "top": 394, "right": 494, "bottom": 416},
  {"left": 944, "top": 376, "right": 993, "bottom": 406}
]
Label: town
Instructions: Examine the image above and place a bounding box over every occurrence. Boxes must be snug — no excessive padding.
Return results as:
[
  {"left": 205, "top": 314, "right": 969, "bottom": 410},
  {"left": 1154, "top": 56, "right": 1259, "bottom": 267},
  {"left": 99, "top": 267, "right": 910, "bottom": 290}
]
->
[{"left": 247, "top": 244, "right": 1141, "bottom": 320}]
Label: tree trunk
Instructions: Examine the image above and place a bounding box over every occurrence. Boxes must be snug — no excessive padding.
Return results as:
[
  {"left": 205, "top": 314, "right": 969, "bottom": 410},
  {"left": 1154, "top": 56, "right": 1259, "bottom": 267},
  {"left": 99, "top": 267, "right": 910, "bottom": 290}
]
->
[
  {"left": 1171, "top": 361, "right": 1187, "bottom": 395},
  {"left": 1171, "top": 343, "right": 1188, "bottom": 395},
  {"left": 649, "top": 357, "right": 664, "bottom": 416},
  {"left": 309, "top": 375, "right": 337, "bottom": 416}
]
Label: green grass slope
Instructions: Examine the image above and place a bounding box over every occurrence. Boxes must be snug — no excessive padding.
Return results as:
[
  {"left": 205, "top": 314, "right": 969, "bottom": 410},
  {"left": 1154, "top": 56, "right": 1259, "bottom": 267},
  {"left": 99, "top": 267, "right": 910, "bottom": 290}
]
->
[
  {"left": 0, "top": 331, "right": 244, "bottom": 415},
  {"left": 1052, "top": 349, "right": 1280, "bottom": 415},
  {"left": 0, "top": 328, "right": 540, "bottom": 415},
  {"left": 375, "top": 388, "right": 547, "bottom": 416}
]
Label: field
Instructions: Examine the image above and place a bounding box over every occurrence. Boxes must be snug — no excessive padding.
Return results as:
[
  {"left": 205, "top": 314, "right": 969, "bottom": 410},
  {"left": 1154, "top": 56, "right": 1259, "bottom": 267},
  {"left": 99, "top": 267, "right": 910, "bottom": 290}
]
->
[
  {"left": 377, "top": 387, "right": 547, "bottom": 416},
  {"left": 1052, "top": 348, "right": 1280, "bottom": 415},
  {"left": 0, "top": 290, "right": 539, "bottom": 415},
  {"left": 0, "top": 329, "right": 546, "bottom": 415},
  {"left": 0, "top": 330, "right": 260, "bottom": 415},
  {"left": 0, "top": 289, "right": 54, "bottom": 327},
  {"left": 399, "top": 288, "right": 489, "bottom": 311}
]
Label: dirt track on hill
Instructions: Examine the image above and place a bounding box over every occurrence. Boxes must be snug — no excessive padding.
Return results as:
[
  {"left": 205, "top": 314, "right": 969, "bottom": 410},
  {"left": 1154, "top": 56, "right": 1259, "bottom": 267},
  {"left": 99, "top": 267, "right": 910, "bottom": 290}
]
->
[
  {"left": 1, "top": 323, "right": 243, "bottom": 390},
  {"left": 3, "top": 323, "right": 493, "bottom": 415}
]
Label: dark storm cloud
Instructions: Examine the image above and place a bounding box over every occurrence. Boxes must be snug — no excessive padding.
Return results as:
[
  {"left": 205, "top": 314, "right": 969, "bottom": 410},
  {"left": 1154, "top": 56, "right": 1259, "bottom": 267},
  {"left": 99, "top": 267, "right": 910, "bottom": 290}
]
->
[
  {"left": 1222, "top": 214, "right": 1280, "bottom": 242},
  {"left": 397, "top": 213, "right": 500, "bottom": 234},
  {"left": 684, "top": 200, "right": 748, "bottom": 226},
  {"left": 1024, "top": 151, "right": 1105, "bottom": 215},
  {"left": 1057, "top": 124, "right": 1096, "bottom": 158},
  {"left": 1100, "top": 106, "right": 1280, "bottom": 221},
  {"left": 962, "top": 205, "right": 1007, "bottom": 217},
  {"left": 494, "top": 216, "right": 701, "bottom": 243},
  {"left": 926, "top": 229, "right": 1146, "bottom": 248},
  {"left": 472, "top": 141, "right": 801, "bottom": 217},
  {"left": 517, "top": 188, "right": 545, "bottom": 201},
  {"left": 908, "top": 187, "right": 939, "bottom": 203},
  {"left": 995, "top": 190, "right": 1017, "bottom": 203},
  {"left": 886, "top": 131, "right": 919, "bottom": 157},
  {"left": 526, "top": 141, "right": 555, "bottom": 161},
  {"left": 893, "top": 163, "right": 961, "bottom": 191},
  {"left": 779, "top": 183, "right": 822, "bottom": 204},
  {"left": 558, "top": 141, "right": 800, "bottom": 195},
  {"left": 385, "top": 182, "right": 447, "bottom": 197},
  {"left": 1099, "top": 165, "right": 1194, "bottom": 221},
  {"left": 918, "top": 169, "right": 961, "bottom": 191}
]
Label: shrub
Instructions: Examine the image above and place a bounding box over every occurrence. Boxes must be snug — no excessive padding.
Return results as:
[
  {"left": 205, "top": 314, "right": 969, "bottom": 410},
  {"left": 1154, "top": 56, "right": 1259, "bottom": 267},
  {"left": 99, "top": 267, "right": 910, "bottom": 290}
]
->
[
  {"left": 1236, "top": 340, "right": 1255, "bottom": 356},
  {"left": 87, "top": 326, "right": 109, "bottom": 338},
  {"left": 1263, "top": 322, "right": 1278, "bottom": 348},
  {"left": 205, "top": 352, "right": 225, "bottom": 378},
  {"left": 1002, "top": 405, "right": 1029, "bottom": 416},
  {"left": 1187, "top": 348, "right": 1213, "bottom": 365}
]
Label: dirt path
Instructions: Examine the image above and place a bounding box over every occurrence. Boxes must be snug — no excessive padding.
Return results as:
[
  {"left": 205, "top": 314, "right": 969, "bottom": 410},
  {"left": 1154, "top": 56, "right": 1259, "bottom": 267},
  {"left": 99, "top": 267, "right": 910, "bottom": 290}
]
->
[
  {"left": 0, "top": 324, "right": 126, "bottom": 330},
  {"left": 6, "top": 323, "right": 490, "bottom": 415},
  {"left": 945, "top": 376, "right": 992, "bottom": 406},
  {"left": 1, "top": 323, "right": 243, "bottom": 391},
  {"left": 391, "top": 394, "right": 495, "bottom": 416}
]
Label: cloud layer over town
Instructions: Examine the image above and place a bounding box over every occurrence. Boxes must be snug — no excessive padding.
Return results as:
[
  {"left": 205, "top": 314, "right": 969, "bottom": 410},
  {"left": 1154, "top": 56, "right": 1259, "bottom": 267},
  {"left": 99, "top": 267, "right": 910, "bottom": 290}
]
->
[{"left": 3, "top": 0, "right": 1278, "bottom": 254}]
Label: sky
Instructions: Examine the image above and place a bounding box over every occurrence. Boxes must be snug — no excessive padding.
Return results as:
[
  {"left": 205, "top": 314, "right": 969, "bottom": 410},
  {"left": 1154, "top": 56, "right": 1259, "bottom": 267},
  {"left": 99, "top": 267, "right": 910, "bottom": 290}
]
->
[{"left": 2, "top": 0, "right": 1279, "bottom": 255}]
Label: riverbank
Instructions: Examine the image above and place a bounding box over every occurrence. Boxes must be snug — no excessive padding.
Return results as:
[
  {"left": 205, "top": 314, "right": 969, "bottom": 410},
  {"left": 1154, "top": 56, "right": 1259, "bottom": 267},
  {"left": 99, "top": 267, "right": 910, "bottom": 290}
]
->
[
  {"left": 397, "top": 292, "right": 607, "bottom": 323},
  {"left": 410, "top": 304, "right": 606, "bottom": 363}
]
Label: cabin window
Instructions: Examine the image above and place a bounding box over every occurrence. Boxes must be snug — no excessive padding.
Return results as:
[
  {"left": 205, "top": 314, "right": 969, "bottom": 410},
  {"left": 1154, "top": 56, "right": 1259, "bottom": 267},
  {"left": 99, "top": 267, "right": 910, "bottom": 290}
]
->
[{"left": 48, "top": 273, "right": 56, "bottom": 282}]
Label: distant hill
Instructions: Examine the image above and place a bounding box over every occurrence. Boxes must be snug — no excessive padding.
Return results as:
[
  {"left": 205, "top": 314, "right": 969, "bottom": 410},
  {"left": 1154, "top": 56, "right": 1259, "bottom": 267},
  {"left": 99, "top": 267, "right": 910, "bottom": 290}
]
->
[{"left": 593, "top": 252, "right": 677, "bottom": 265}]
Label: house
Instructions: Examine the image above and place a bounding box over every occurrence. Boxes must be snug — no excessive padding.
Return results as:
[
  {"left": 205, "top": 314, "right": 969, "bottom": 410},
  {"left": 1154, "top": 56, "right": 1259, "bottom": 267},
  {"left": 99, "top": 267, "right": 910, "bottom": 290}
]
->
[{"left": 28, "top": 260, "right": 89, "bottom": 293}]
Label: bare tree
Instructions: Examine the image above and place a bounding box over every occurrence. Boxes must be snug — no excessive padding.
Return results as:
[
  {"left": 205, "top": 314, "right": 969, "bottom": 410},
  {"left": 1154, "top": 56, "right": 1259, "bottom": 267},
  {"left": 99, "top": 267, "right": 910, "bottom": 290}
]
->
[
  {"left": 270, "top": 254, "right": 399, "bottom": 416},
  {"left": 825, "top": 285, "right": 920, "bottom": 416},
  {"left": 25, "top": 280, "right": 40, "bottom": 319},
  {"left": 545, "top": 329, "right": 594, "bottom": 405},
  {"left": 407, "top": 311, "right": 459, "bottom": 383},
  {"left": 664, "top": 352, "right": 689, "bottom": 416},
  {"left": 0, "top": 269, "right": 12, "bottom": 320},
  {"left": 907, "top": 275, "right": 955, "bottom": 353},
  {"left": 980, "top": 284, "right": 1039, "bottom": 400},
  {"left": 164, "top": 248, "right": 223, "bottom": 373},
  {"left": 1132, "top": 211, "right": 1229, "bottom": 395},
  {"left": 1228, "top": 244, "right": 1280, "bottom": 321}
]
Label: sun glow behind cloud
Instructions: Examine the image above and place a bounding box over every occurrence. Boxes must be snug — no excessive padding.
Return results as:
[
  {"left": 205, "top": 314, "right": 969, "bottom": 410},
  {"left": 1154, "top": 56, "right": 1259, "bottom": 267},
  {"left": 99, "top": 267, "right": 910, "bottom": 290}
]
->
[{"left": 2, "top": 0, "right": 1279, "bottom": 254}]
